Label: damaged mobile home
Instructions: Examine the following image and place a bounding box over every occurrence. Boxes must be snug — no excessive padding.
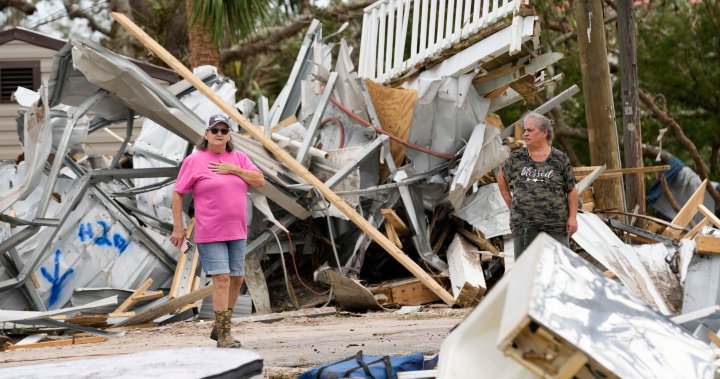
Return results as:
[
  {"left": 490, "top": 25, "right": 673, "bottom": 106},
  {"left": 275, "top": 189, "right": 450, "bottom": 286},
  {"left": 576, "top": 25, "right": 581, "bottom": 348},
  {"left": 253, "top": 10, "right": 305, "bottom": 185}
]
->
[{"left": 2, "top": 0, "right": 720, "bottom": 377}]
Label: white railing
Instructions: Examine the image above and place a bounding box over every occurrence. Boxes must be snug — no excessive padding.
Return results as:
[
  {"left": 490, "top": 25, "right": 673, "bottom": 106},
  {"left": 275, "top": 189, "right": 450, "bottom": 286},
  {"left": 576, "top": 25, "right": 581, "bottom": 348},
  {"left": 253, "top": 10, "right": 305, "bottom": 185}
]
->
[{"left": 359, "top": 0, "right": 522, "bottom": 83}]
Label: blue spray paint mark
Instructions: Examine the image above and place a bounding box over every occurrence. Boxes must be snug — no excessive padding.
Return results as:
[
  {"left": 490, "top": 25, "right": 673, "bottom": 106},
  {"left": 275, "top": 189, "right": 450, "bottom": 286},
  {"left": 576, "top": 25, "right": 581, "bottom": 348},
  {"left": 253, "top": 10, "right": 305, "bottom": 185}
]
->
[
  {"left": 78, "top": 220, "right": 131, "bottom": 255},
  {"left": 40, "top": 249, "right": 74, "bottom": 307},
  {"left": 78, "top": 223, "right": 93, "bottom": 242},
  {"left": 113, "top": 234, "right": 130, "bottom": 255},
  {"left": 94, "top": 220, "right": 112, "bottom": 247}
]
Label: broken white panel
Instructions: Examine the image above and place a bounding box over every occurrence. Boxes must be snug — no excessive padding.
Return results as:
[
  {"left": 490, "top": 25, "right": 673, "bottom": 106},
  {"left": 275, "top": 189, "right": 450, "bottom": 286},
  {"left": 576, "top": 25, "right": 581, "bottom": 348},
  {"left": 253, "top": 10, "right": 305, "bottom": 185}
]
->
[
  {"left": 0, "top": 85, "right": 52, "bottom": 213},
  {"left": 682, "top": 253, "right": 720, "bottom": 331},
  {"left": 12, "top": 86, "right": 40, "bottom": 106},
  {"left": 437, "top": 275, "right": 535, "bottom": 379},
  {"left": 497, "top": 233, "right": 715, "bottom": 379},
  {"left": 50, "top": 106, "right": 89, "bottom": 153},
  {"left": 403, "top": 16, "right": 539, "bottom": 89},
  {"left": 407, "top": 74, "right": 490, "bottom": 173},
  {"left": 0, "top": 295, "right": 117, "bottom": 323},
  {"left": 455, "top": 183, "right": 511, "bottom": 239},
  {"left": 473, "top": 52, "right": 563, "bottom": 97},
  {"left": 449, "top": 123, "right": 510, "bottom": 210},
  {"left": 334, "top": 39, "right": 369, "bottom": 122},
  {"left": 447, "top": 234, "right": 486, "bottom": 305},
  {"left": 503, "top": 235, "right": 515, "bottom": 273},
  {"left": 573, "top": 212, "right": 686, "bottom": 315},
  {"left": 270, "top": 19, "right": 321, "bottom": 127}
]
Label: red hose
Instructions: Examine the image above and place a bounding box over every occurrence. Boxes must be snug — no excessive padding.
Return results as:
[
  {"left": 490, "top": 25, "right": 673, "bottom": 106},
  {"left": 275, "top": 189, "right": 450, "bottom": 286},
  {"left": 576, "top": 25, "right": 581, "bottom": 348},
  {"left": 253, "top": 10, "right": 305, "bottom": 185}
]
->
[{"left": 329, "top": 97, "right": 457, "bottom": 160}]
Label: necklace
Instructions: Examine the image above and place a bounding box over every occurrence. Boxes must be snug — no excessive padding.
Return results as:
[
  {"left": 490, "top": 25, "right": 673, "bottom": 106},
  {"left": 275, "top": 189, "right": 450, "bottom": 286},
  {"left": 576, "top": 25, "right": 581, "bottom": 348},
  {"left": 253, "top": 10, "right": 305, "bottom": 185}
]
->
[{"left": 529, "top": 146, "right": 550, "bottom": 160}]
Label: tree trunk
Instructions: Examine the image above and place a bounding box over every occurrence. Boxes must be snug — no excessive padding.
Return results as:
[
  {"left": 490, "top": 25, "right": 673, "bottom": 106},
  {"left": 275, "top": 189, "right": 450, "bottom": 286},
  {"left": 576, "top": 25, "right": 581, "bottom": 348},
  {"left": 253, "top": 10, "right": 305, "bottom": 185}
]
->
[
  {"left": 617, "top": 0, "right": 645, "bottom": 226},
  {"left": 575, "top": 0, "right": 625, "bottom": 212},
  {"left": 185, "top": 0, "right": 221, "bottom": 71}
]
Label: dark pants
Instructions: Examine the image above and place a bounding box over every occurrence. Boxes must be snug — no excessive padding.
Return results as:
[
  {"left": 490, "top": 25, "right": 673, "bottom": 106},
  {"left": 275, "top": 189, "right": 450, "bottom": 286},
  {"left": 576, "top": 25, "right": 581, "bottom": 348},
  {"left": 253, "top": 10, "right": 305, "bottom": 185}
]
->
[{"left": 513, "top": 227, "right": 569, "bottom": 259}]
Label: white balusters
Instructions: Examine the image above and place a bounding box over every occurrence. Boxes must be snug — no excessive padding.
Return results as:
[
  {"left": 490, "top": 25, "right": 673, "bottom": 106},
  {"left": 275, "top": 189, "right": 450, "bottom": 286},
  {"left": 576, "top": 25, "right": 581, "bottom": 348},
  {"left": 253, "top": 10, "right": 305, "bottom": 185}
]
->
[{"left": 359, "top": 0, "right": 520, "bottom": 82}]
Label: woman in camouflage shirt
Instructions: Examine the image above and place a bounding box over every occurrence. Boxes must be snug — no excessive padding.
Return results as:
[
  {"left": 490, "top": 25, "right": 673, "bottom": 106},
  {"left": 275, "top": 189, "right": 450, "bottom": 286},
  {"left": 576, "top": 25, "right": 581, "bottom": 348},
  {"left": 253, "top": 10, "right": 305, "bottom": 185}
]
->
[{"left": 497, "top": 112, "right": 578, "bottom": 257}]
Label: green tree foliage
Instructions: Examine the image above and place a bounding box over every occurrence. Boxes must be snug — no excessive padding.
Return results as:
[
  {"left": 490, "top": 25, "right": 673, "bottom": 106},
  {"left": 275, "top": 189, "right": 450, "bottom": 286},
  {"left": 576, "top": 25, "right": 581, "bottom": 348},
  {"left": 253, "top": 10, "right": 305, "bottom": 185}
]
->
[{"left": 636, "top": 1, "right": 720, "bottom": 177}]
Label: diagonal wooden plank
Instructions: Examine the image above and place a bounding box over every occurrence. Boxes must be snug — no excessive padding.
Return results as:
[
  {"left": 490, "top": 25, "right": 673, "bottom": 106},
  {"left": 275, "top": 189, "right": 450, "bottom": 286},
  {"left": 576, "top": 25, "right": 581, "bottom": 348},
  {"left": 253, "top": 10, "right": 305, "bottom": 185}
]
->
[
  {"left": 112, "top": 13, "right": 454, "bottom": 306},
  {"left": 664, "top": 179, "right": 707, "bottom": 238}
]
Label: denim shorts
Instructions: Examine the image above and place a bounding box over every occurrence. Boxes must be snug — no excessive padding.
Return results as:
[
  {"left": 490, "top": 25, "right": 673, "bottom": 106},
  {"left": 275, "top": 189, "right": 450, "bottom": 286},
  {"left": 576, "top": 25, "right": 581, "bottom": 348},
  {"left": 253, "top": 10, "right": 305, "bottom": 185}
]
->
[{"left": 196, "top": 239, "right": 246, "bottom": 276}]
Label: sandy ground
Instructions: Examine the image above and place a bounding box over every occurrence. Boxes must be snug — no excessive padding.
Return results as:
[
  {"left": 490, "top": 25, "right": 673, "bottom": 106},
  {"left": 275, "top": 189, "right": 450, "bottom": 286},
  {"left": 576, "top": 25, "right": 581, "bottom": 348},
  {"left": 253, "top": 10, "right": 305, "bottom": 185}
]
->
[{"left": 0, "top": 307, "right": 470, "bottom": 377}]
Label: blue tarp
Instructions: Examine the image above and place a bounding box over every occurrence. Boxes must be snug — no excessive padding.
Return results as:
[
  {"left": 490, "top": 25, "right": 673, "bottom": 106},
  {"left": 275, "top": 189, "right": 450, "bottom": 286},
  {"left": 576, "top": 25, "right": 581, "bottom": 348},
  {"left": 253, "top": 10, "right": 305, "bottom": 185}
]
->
[{"left": 647, "top": 157, "right": 720, "bottom": 220}]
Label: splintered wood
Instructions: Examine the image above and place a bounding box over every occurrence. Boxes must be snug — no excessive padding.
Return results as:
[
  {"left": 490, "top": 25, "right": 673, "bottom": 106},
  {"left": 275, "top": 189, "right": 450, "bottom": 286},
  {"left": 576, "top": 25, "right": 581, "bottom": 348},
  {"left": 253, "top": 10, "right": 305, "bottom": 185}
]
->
[
  {"left": 503, "top": 321, "right": 617, "bottom": 379},
  {"left": 375, "top": 277, "right": 441, "bottom": 306}
]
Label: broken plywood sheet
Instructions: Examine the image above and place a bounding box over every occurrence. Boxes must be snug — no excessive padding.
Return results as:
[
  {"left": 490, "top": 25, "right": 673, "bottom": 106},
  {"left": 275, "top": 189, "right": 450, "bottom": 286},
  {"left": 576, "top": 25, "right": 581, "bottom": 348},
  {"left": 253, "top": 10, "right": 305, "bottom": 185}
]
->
[
  {"left": 447, "top": 234, "right": 486, "bottom": 307},
  {"left": 573, "top": 212, "right": 688, "bottom": 315},
  {"left": 364, "top": 79, "right": 417, "bottom": 171},
  {"left": 497, "top": 233, "right": 715, "bottom": 379},
  {"left": 325, "top": 270, "right": 383, "bottom": 311}
]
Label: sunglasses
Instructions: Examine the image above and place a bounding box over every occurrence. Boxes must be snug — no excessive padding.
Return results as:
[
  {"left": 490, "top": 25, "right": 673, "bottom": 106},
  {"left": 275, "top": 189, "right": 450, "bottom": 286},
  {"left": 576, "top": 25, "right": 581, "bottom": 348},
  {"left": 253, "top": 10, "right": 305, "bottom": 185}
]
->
[{"left": 208, "top": 127, "right": 230, "bottom": 135}]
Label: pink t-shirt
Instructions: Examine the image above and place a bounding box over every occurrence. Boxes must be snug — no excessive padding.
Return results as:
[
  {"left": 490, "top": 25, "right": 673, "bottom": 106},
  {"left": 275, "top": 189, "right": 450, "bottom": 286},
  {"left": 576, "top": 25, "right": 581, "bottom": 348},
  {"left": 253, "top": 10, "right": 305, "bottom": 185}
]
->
[{"left": 174, "top": 150, "right": 261, "bottom": 243}]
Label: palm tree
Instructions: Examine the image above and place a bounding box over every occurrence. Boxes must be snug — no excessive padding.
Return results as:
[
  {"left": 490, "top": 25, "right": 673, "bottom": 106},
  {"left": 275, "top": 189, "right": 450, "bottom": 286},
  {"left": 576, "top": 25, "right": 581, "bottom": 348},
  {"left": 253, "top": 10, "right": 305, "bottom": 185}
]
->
[{"left": 185, "top": 0, "right": 275, "bottom": 71}]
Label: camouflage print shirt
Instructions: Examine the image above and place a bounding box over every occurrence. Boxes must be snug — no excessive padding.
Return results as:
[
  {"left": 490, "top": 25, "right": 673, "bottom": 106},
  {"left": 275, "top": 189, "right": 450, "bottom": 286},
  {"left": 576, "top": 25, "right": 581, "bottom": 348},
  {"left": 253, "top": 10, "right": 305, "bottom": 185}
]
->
[{"left": 502, "top": 147, "right": 576, "bottom": 235}]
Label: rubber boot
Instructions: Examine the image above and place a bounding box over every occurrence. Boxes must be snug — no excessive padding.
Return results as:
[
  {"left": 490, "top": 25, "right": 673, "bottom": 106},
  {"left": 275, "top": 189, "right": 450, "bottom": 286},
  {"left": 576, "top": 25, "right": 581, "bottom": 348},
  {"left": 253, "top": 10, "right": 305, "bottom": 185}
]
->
[
  {"left": 211, "top": 308, "right": 241, "bottom": 344},
  {"left": 216, "top": 310, "right": 241, "bottom": 348}
]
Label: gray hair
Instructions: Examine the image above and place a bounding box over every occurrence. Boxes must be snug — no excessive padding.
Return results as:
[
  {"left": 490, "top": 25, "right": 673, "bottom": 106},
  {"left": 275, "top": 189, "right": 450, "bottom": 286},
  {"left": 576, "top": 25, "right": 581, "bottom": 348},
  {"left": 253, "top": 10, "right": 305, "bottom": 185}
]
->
[{"left": 522, "top": 111, "right": 554, "bottom": 143}]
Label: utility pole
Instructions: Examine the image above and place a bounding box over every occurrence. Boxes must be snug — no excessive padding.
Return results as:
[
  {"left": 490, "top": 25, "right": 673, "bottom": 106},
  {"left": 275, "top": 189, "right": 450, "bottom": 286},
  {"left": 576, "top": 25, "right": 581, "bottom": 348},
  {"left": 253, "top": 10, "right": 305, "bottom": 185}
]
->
[
  {"left": 618, "top": 0, "right": 646, "bottom": 226},
  {"left": 575, "top": 0, "right": 626, "bottom": 212}
]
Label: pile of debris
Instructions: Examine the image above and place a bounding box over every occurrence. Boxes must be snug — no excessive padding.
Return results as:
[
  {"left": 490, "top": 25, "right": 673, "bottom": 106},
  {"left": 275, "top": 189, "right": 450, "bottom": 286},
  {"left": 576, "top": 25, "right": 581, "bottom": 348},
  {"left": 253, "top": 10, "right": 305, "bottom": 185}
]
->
[{"left": 1, "top": 2, "right": 720, "bottom": 376}]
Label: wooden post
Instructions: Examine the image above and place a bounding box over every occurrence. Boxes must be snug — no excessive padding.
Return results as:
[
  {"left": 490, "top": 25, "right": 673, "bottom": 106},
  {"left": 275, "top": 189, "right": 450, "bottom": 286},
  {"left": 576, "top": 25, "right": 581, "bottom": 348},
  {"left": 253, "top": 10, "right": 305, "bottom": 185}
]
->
[
  {"left": 618, "top": 0, "right": 645, "bottom": 227},
  {"left": 111, "top": 13, "right": 455, "bottom": 306},
  {"left": 575, "top": 1, "right": 625, "bottom": 212}
]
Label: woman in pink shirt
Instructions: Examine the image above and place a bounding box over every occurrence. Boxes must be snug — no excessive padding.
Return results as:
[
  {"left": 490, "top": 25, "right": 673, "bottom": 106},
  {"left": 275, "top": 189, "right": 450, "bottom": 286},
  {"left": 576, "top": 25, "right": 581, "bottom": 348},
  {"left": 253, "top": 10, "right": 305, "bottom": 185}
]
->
[{"left": 171, "top": 114, "right": 264, "bottom": 348}]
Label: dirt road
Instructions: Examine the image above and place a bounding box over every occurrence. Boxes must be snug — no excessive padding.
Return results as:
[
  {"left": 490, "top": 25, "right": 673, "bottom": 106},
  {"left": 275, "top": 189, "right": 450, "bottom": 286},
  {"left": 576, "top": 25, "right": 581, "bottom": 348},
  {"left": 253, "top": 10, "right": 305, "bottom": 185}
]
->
[{"left": 0, "top": 307, "right": 469, "bottom": 377}]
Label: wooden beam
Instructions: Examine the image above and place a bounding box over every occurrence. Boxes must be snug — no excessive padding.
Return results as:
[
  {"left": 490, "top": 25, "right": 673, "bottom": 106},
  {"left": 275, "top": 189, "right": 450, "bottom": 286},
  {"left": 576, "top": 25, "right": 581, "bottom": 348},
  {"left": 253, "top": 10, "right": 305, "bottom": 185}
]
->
[
  {"left": 698, "top": 204, "right": 720, "bottom": 230},
  {"left": 375, "top": 277, "right": 440, "bottom": 306},
  {"left": 132, "top": 290, "right": 164, "bottom": 302},
  {"left": 458, "top": 228, "right": 499, "bottom": 255},
  {"left": 695, "top": 235, "right": 720, "bottom": 255},
  {"left": 708, "top": 330, "right": 720, "bottom": 348},
  {"left": 381, "top": 208, "right": 410, "bottom": 236},
  {"left": 384, "top": 220, "right": 402, "bottom": 248},
  {"left": 686, "top": 217, "right": 709, "bottom": 239},
  {"left": 169, "top": 218, "right": 195, "bottom": 299},
  {"left": 113, "top": 285, "right": 214, "bottom": 327},
  {"left": 113, "top": 277, "right": 154, "bottom": 314},
  {"left": 664, "top": 179, "right": 708, "bottom": 238},
  {"left": 573, "top": 165, "right": 670, "bottom": 175},
  {"left": 4, "top": 336, "right": 106, "bottom": 350},
  {"left": 112, "top": 12, "right": 455, "bottom": 306}
]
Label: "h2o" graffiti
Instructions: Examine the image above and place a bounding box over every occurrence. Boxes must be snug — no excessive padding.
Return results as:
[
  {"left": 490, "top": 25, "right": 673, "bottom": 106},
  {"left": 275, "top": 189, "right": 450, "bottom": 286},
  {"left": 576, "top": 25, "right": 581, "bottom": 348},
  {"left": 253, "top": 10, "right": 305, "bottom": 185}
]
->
[{"left": 78, "top": 220, "right": 130, "bottom": 254}]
